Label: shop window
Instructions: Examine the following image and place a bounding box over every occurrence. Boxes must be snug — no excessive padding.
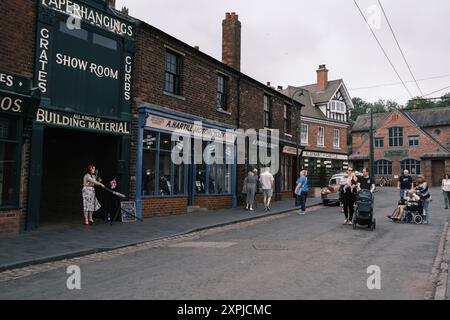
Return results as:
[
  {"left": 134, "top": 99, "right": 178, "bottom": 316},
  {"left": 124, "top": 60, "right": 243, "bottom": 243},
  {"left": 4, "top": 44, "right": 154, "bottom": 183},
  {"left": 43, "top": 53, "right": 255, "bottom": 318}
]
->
[
  {"left": 331, "top": 160, "right": 343, "bottom": 173},
  {"left": 142, "top": 130, "right": 186, "bottom": 197},
  {"left": 400, "top": 159, "right": 421, "bottom": 175},
  {"left": 196, "top": 142, "right": 231, "bottom": 195},
  {"left": 0, "top": 117, "right": 20, "bottom": 208},
  {"left": 375, "top": 160, "right": 392, "bottom": 175}
]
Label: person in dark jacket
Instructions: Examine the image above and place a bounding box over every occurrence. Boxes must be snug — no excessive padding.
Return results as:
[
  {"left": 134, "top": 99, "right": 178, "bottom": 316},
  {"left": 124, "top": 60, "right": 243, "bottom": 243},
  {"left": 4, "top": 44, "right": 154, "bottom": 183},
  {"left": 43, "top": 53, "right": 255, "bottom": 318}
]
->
[{"left": 342, "top": 168, "right": 358, "bottom": 225}]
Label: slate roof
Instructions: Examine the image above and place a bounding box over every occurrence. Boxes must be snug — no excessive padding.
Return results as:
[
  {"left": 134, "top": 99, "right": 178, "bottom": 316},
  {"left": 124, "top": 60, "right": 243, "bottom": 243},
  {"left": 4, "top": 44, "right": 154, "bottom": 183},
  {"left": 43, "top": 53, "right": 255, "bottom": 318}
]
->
[
  {"left": 352, "top": 107, "right": 450, "bottom": 132},
  {"left": 299, "top": 79, "right": 344, "bottom": 104}
]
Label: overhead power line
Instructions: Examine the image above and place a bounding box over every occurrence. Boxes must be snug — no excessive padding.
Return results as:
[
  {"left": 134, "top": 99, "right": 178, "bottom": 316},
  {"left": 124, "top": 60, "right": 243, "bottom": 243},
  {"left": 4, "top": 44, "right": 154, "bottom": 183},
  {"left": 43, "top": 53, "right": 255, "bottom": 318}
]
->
[
  {"left": 378, "top": 0, "right": 423, "bottom": 96},
  {"left": 353, "top": 0, "right": 414, "bottom": 99},
  {"left": 349, "top": 73, "right": 450, "bottom": 91},
  {"left": 422, "top": 85, "right": 450, "bottom": 97}
]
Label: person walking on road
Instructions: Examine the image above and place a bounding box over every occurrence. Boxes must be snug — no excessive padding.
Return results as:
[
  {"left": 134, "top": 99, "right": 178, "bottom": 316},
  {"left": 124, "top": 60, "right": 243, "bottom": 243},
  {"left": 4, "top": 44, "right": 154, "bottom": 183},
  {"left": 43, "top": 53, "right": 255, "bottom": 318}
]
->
[
  {"left": 442, "top": 174, "right": 450, "bottom": 210},
  {"left": 357, "top": 168, "right": 375, "bottom": 193},
  {"left": 397, "top": 170, "right": 413, "bottom": 200},
  {"left": 243, "top": 171, "right": 258, "bottom": 211},
  {"left": 342, "top": 168, "right": 358, "bottom": 225},
  {"left": 259, "top": 167, "right": 274, "bottom": 211},
  {"left": 294, "top": 170, "right": 309, "bottom": 215}
]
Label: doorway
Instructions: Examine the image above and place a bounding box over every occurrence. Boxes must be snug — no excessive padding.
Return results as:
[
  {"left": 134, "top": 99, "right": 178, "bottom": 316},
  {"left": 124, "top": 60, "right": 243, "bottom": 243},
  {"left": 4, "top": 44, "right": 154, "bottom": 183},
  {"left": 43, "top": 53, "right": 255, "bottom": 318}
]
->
[
  {"left": 431, "top": 160, "right": 445, "bottom": 187},
  {"left": 40, "top": 127, "right": 120, "bottom": 226}
]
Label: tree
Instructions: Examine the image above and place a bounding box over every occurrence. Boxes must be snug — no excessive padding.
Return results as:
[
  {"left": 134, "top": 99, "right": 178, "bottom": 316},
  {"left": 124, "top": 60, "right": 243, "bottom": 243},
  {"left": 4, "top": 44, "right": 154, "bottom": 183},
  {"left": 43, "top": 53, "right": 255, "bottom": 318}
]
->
[
  {"left": 350, "top": 98, "right": 399, "bottom": 121},
  {"left": 406, "top": 93, "right": 450, "bottom": 110}
]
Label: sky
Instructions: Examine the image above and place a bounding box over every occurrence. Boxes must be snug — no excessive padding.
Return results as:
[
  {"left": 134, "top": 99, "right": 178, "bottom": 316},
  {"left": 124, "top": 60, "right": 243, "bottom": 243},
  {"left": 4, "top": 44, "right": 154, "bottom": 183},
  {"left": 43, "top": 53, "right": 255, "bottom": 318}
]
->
[{"left": 115, "top": 0, "right": 450, "bottom": 105}]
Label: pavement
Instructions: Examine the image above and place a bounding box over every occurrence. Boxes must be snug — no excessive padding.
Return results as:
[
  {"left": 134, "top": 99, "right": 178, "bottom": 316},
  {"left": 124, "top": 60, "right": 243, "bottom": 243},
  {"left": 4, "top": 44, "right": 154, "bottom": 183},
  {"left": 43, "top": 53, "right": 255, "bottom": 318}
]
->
[
  {"left": 0, "top": 196, "right": 322, "bottom": 271},
  {"left": 1, "top": 187, "right": 449, "bottom": 300}
]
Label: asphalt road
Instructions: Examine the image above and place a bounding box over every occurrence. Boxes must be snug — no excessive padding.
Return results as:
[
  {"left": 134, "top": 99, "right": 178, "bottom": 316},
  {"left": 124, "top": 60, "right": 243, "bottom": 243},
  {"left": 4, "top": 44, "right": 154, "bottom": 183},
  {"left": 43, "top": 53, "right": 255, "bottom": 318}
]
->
[{"left": 1, "top": 187, "right": 449, "bottom": 300}]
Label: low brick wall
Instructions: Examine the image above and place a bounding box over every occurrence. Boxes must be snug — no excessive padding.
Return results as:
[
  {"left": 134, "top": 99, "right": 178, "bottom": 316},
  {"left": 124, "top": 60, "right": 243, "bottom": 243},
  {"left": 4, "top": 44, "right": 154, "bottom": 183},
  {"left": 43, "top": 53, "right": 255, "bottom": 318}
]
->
[
  {"left": 142, "top": 197, "right": 188, "bottom": 218},
  {"left": 193, "top": 195, "right": 233, "bottom": 210},
  {"left": 0, "top": 209, "right": 25, "bottom": 235}
]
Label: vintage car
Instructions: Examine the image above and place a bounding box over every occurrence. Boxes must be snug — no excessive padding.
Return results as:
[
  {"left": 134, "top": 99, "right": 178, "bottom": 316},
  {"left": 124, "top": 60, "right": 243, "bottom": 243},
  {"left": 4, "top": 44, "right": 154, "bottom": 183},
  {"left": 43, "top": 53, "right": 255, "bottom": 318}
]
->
[{"left": 321, "top": 171, "right": 363, "bottom": 206}]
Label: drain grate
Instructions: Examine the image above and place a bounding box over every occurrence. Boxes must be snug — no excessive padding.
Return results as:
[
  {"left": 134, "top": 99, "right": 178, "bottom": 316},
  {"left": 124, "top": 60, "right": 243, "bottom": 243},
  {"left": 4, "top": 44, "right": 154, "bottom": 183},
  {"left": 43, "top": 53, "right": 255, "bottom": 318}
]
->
[{"left": 252, "top": 242, "right": 289, "bottom": 251}]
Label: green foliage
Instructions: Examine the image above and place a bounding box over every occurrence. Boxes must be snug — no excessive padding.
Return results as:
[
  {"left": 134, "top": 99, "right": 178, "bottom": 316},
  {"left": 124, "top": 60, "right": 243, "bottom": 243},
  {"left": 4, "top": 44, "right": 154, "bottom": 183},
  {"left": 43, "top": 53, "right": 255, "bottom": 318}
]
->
[
  {"left": 405, "top": 93, "right": 450, "bottom": 110},
  {"left": 350, "top": 97, "right": 399, "bottom": 121}
]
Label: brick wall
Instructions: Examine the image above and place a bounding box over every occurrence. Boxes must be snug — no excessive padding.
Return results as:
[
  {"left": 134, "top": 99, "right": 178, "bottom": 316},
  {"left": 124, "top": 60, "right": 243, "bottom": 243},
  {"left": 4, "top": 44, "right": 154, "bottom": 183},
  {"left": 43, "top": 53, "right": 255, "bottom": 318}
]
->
[
  {"left": 351, "top": 110, "right": 449, "bottom": 183},
  {"left": 193, "top": 195, "right": 233, "bottom": 210},
  {"left": 141, "top": 197, "right": 188, "bottom": 218},
  {"left": 0, "top": 0, "right": 36, "bottom": 235}
]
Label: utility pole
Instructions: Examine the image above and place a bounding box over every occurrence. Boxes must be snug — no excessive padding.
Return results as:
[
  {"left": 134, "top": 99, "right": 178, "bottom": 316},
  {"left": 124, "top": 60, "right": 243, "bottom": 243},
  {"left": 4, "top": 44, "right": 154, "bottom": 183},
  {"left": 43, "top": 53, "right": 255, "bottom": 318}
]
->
[{"left": 369, "top": 107, "right": 374, "bottom": 176}]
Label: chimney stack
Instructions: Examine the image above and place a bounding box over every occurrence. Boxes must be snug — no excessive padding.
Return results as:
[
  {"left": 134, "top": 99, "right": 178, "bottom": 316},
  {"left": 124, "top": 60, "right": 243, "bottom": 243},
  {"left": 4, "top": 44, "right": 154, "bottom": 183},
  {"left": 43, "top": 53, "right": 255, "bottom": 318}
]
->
[
  {"left": 222, "top": 12, "right": 241, "bottom": 71},
  {"left": 316, "top": 64, "right": 328, "bottom": 92}
]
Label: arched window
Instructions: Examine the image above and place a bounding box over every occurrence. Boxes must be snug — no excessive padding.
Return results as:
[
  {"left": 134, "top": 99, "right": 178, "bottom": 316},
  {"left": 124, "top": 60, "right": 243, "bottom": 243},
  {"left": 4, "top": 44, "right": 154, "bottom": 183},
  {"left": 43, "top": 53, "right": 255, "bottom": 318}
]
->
[
  {"left": 400, "top": 159, "right": 421, "bottom": 175},
  {"left": 375, "top": 160, "right": 392, "bottom": 175}
]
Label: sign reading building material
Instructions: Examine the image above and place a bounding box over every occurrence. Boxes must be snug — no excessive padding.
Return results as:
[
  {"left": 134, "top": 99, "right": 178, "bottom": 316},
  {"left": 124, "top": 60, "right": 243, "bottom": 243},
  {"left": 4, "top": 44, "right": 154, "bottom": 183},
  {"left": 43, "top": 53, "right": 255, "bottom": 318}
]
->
[
  {"left": 120, "top": 201, "right": 137, "bottom": 223},
  {"left": 35, "top": 108, "right": 130, "bottom": 134}
]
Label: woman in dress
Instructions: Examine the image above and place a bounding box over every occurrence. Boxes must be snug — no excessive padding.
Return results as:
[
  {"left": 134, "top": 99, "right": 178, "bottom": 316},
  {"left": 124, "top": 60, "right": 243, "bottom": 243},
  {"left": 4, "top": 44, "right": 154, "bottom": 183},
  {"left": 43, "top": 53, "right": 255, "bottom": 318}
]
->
[
  {"left": 342, "top": 168, "right": 358, "bottom": 225},
  {"left": 442, "top": 174, "right": 450, "bottom": 210},
  {"left": 415, "top": 175, "right": 431, "bottom": 224},
  {"left": 82, "top": 165, "right": 105, "bottom": 225}
]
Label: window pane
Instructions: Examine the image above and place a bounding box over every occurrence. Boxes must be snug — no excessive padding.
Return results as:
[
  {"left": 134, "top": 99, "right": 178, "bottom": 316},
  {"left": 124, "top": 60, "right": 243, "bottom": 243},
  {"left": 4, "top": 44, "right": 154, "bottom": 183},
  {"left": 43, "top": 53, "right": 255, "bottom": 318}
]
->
[
  {"left": 142, "top": 149, "right": 156, "bottom": 196},
  {"left": 93, "top": 33, "right": 117, "bottom": 50},
  {"left": 159, "top": 151, "right": 172, "bottom": 195},
  {"left": 160, "top": 133, "right": 172, "bottom": 151},
  {"left": 174, "top": 164, "right": 185, "bottom": 195},
  {"left": 196, "top": 163, "right": 206, "bottom": 194},
  {"left": 0, "top": 118, "right": 17, "bottom": 140},
  {"left": 225, "top": 164, "right": 232, "bottom": 193},
  {"left": 217, "top": 165, "right": 224, "bottom": 194},
  {"left": 0, "top": 142, "right": 17, "bottom": 206}
]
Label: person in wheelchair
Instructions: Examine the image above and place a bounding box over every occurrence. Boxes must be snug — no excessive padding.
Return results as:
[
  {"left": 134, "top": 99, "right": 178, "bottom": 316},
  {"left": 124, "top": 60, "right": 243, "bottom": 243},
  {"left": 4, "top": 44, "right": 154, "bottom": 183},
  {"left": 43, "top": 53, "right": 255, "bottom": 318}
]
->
[{"left": 388, "top": 190, "right": 420, "bottom": 221}]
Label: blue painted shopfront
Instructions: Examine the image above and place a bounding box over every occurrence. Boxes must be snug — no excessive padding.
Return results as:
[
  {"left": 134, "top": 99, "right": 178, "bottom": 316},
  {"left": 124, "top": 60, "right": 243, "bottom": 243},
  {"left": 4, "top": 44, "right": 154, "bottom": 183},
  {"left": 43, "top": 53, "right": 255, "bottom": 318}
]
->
[{"left": 136, "top": 104, "right": 237, "bottom": 219}]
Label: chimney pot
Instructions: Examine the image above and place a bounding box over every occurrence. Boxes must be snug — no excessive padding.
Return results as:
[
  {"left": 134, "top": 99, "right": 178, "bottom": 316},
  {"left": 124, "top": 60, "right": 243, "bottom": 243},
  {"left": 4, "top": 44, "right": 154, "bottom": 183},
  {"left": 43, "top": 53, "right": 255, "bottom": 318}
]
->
[{"left": 277, "top": 85, "right": 283, "bottom": 90}]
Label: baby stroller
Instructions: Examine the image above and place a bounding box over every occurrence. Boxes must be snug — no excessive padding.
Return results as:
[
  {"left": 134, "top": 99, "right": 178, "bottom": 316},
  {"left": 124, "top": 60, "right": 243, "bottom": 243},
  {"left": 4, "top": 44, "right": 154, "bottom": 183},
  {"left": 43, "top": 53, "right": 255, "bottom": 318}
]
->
[
  {"left": 353, "top": 189, "right": 376, "bottom": 231},
  {"left": 402, "top": 200, "right": 424, "bottom": 224}
]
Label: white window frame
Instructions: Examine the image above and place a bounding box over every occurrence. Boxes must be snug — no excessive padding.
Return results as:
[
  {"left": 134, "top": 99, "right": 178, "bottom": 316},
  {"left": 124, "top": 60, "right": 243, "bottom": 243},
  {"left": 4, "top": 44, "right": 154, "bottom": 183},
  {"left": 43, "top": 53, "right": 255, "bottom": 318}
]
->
[
  {"left": 300, "top": 123, "right": 309, "bottom": 145},
  {"left": 329, "top": 101, "right": 346, "bottom": 114},
  {"left": 317, "top": 126, "right": 325, "bottom": 146},
  {"left": 333, "top": 128, "right": 340, "bottom": 148}
]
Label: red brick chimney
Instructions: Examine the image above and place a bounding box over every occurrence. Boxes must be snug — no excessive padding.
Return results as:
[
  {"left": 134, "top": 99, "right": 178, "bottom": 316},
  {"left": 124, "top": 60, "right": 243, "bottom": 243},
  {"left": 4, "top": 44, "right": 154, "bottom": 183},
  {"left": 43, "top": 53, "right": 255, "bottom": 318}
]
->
[
  {"left": 316, "top": 64, "right": 328, "bottom": 92},
  {"left": 222, "top": 12, "right": 241, "bottom": 71}
]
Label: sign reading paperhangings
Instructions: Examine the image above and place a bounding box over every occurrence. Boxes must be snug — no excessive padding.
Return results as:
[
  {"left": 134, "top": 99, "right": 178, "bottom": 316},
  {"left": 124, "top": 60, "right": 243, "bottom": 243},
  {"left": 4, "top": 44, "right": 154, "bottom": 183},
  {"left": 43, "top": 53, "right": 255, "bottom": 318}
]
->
[{"left": 35, "top": 108, "right": 130, "bottom": 134}]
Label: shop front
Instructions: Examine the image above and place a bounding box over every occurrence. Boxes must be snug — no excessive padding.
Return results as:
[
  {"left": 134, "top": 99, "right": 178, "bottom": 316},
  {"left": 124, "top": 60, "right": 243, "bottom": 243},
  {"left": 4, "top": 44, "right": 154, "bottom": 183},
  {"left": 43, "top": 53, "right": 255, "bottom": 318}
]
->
[
  {"left": 0, "top": 70, "right": 39, "bottom": 234},
  {"left": 136, "top": 104, "right": 237, "bottom": 218},
  {"left": 301, "top": 150, "right": 348, "bottom": 188},
  {"left": 26, "top": 0, "right": 135, "bottom": 229}
]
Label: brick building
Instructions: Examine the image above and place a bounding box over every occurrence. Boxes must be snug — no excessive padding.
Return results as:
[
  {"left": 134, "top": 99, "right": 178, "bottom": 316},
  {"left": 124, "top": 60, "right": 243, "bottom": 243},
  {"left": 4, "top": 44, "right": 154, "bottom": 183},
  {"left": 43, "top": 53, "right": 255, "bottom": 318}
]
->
[
  {"left": 350, "top": 107, "right": 450, "bottom": 186},
  {"left": 0, "top": 0, "right": 353, "bottom": 234},
  {"left": 280, "top": 65, "right": 353, "bottom": 188}
]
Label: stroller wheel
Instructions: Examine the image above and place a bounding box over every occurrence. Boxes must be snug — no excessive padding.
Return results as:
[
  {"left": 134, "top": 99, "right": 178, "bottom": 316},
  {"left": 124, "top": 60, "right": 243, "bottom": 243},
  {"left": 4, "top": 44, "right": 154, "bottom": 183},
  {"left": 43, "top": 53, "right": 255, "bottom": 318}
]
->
[
  {"left": 414, "top": 215, "right": 423, "bottom": 225},
  {"left": 352, "top": 220, "right": 357, "bottom": 229}
]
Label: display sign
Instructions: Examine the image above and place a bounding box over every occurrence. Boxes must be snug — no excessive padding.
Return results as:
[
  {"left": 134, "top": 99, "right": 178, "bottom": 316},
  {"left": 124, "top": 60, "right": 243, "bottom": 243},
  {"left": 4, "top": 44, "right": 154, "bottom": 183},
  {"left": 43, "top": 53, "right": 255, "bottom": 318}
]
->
[
  {"left": 283, "top": 146, "right": 299, "bottom": 155},
  {"left": 146, "top": 115, "right": 236, "bottom": 144},
  {"left": 35, "top": 108, "right": 130, "bottom": 134},
  {"left": 40, "top": 0, "right": 134, "bottom": 37},
  {"left": 0, "top": 70, "right": 31, "bottom": 95},
  {"left": 120, "top": 201, "right": 137, "bottom": 222},
  {"left": 302, "top": 151, "right": 348, "bottom": 160},
  {"left": 384, "top": 150, "right": 408, "bottom": 158}
]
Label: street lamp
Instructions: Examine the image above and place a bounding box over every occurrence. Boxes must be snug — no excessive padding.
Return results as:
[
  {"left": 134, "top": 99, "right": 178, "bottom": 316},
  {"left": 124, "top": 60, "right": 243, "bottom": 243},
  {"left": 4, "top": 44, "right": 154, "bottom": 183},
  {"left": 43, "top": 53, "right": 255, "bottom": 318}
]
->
[{"left": 290, "top": 88, "right": 305, "bottom": 206}]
